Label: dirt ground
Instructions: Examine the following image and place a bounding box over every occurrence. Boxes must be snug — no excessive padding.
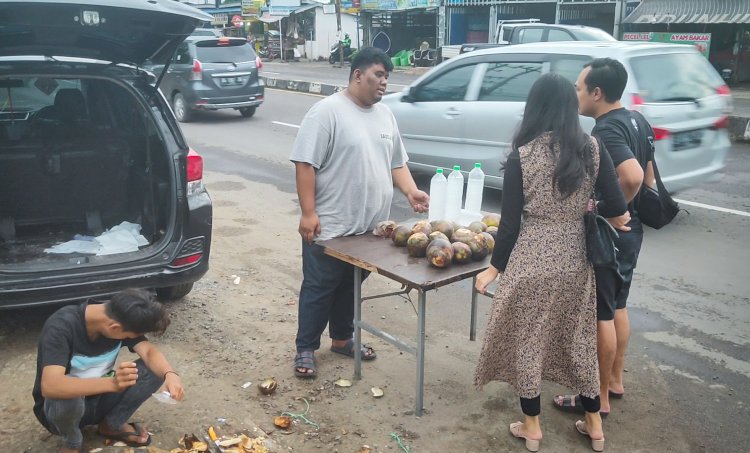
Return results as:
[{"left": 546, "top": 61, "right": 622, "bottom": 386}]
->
[{"left": 1, "top": 172, "right": 695, "bottom": 453}]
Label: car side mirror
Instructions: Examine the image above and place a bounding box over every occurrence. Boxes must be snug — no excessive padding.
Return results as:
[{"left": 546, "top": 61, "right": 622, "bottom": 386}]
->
[{"left": 402, "top": 86, "right": 417, "bottom": 103}]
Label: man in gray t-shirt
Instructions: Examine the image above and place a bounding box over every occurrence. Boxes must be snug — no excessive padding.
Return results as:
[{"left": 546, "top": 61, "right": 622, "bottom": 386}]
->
[{"left": 290, "top": 47, "right": 429, "bottom": 378}]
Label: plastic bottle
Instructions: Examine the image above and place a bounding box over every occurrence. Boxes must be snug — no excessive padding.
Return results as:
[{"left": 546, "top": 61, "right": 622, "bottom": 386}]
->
[
  {"left": 464, "top": 163, "right": 485, "bottom": 215},
  {"left": 445, "top": 165, "right": 464, "bottom": 223},
  {"left": 428, "top": 168, "right": 447, "bottom": 221}
]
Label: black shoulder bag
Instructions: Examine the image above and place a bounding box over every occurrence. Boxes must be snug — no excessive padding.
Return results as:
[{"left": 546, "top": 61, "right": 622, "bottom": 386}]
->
[
  {"left": 584, "top": 139, "right": 620, "bottom": 271},
  {"left": 637, "top": 150, "right": 680, "bottom": 230},
  {"left": 585, "top": 193, "right": 620, "bottom": 271}
]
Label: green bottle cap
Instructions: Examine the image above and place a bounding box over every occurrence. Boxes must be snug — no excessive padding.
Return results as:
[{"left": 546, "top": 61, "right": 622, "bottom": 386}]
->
[
  {"left": 475, "top": 163, "right": 481, "bottom": 168},
  {"left": 453, "top": 165, "right": 460, "bottom": 171},
  {"left": 436, "top": 168, "right": 443, "bottom": 174}
]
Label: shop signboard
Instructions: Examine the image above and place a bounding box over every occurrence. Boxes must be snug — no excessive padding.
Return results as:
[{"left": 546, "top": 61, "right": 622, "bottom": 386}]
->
[
  {"left": 622, "top": 32, "right": 711, "bottom": 58},
  {"left": 341, "top": 0, "right": 361, "bottom": 14},
  {"left": 241, "top": 0, "right": 263, "bottom": 17},
  {"left": 361, "top": 0, "right": 438, "bottom": 10}
]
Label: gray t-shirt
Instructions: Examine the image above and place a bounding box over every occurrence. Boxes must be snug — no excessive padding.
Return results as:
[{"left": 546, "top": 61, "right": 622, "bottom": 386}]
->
[{"left": 290, "top": 91, "right": 408, "bottom": 241}]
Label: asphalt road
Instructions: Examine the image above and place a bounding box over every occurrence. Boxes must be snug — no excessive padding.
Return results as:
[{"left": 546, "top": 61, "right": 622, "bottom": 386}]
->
[{"left": 182, "top": 88, "right": 750, "bottom": 451}]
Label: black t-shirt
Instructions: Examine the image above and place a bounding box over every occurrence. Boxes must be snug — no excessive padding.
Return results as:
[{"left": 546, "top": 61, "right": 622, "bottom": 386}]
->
[
  {"left": 32, "top": 302, "right": 146, "bottom": 431},
  {"left": 592, "top": 107, "right": 655, "bottom": 214}
]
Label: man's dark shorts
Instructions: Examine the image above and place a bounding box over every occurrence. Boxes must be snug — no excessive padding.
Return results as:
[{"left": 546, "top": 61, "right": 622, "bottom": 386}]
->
[{"left": 596, "top": 219, "right": 643, "bottom": 321}]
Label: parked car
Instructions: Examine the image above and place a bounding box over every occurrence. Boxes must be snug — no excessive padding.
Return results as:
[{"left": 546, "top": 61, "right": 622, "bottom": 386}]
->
[
  {"left": 148, "top": 36, "right": 265, "bottom": 122},
  {"left": 191, "top": 28, "right": 223, "bottom": 38},
  {"left": 0, "top": 0, "right": 214, "bottom": 308},
  {"left": 382, "top": 41, "right": 732, "bottom": 194},
  {"left": 440, "top": 21, "right": 615, "bottom": 61}
]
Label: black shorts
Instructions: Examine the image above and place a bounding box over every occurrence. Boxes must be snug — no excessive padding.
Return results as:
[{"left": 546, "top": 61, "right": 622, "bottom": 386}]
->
[{"left": 596, "top": 222, "right": 643, "bottom": 321}]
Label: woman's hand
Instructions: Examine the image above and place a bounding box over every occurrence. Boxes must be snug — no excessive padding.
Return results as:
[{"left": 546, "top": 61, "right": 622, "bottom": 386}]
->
[{"left": 475, "top": 266, "right": 500, "bottom": 294}]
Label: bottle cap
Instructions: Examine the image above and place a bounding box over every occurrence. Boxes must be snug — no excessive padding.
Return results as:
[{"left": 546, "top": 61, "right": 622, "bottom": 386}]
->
[
  {"left": 436, "top": 168, "right": 443, "bottom": 174},
  {"left": 453, "top": 165, "right": 460, "bottom": 171},
  {"left": 474, "top": 163, "right": 481, "bottom": 168}
]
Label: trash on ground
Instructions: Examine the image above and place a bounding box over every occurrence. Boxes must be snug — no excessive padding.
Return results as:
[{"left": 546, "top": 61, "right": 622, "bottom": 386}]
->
[
  {"left": 233, "top": 276, "right": 241, "bottom": 285},
  {"left": 258, "top": 377, "right": 278, "bottom": 395},
  {"left": 371, "top": 387, "right": 384, "bottom": 398},
  {"left": 334, "top": 378, "right": 352, "bottom": 388},
  {"left": 273, "top": 416, "right": 292, "bottom": 429},
  {"left": 44, "top": 221, "right": 149, "bottom": 255},
  {"left": 241, "top": 381, "right": 253, "bottom": 389},
  {"left": 112, "top": 441, "right": 127, "bottom": 447}
]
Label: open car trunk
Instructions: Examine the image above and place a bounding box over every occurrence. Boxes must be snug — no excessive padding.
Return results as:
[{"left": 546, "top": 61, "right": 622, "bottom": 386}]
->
[{"left": 0, "top": 75, "right": 174, "bottom": 269}]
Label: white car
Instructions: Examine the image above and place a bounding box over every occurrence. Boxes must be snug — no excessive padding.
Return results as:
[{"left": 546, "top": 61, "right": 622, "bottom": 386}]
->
[{"left": 383, "top": 41, "right": 732, "bottom": 193}]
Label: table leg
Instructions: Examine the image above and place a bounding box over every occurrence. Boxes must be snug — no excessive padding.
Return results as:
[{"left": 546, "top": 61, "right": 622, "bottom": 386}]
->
[
  {"left": 353, "top": 266, "right": 362, "bottom": 380},
  {"left": 470, "top": 276, "right": 478, "bottom": 341},
  {"left": 415, "top": 289, "right": 426, "bottom": 416}
]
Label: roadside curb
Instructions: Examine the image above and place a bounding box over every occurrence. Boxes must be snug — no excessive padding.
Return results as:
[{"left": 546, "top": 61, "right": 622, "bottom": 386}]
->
[
  {"left": 264, "top": 76, "right": 750, "bottom": 143},
  {"left": 729, "top": 115, "right": 750, "bottom": 143},
  {"left": 263, "top": 76, "right": 344, "bottom": 96}
]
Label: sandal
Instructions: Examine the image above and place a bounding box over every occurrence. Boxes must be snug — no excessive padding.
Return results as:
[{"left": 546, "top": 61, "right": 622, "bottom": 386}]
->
[
  {"left": 330, "top": 339, "right": 376, "bottom": 361},
  {"left": 575, "top": 420, "right": 605, "bottom": 452},
  {"left": 552, "top": 395, "right": 609, "bottom": 417},
  {"left": 608, "top": 389, "right": 624, "bottom": 399},
  {"left": 97, "top": 422, "right": 151, "bottom": 447},
  {"left": 509, "top": 421, "right": 540, "bottom": 452},
  {"left": 294, "top": 351, "right": 317, "bottom": 378}
]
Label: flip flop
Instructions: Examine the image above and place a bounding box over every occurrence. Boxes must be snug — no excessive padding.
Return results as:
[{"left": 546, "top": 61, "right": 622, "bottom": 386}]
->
[
  {"left": 98, "top": 422, "right": 151, "bottom": 447},
  {"left": 552, "top": 395, "right": 609, "bottom": 418},
  {"left": 294, "top": 351, "right": 317, "bottom": 378},
  {"left": 330, "top": 339, "right": 376, "bottom": 361}
]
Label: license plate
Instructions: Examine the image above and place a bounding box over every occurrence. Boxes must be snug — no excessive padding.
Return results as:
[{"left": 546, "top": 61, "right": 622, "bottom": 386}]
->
[
  {"left": 220, "top": 77, "right": 241, "bottom": 86},
  {"left": 672, "top": 129, "right": 703, "bottom": 151}
]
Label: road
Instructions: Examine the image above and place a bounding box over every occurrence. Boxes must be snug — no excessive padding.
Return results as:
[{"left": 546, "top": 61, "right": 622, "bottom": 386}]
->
[
  {"left": 185, "top": 88, "right": 750, "bottom": 451},
  {"left": 1, "top": 88, "right": 748, "bottom": 452}
]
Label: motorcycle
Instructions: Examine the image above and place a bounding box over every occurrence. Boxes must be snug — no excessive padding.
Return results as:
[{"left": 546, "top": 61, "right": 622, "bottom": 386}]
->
[
  {"left": 258, "top": 45, "right": 280, "bottom": 61},
  {"left": 329, "top": 42, "right": 355, "bottom": 64}
]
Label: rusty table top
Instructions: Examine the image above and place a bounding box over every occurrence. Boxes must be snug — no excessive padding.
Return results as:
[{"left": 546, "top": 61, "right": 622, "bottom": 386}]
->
[{"left": 319, "top": 234, "right": 491, "bottom": 291}]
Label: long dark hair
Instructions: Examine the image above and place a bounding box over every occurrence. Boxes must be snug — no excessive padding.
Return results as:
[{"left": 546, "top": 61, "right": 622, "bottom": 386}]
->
[{"left": 511, "top": 73, "right": 593, "bottom": 198}]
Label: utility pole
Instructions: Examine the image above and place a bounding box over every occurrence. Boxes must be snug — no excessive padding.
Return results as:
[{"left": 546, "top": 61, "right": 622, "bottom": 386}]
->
[{"left": 335, "top": 0, "right": 344, "bottom": 67}]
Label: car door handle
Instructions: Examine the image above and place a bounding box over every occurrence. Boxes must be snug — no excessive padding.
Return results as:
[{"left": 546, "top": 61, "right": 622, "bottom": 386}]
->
[{"left": 444, "top": 108, "right": 462, "bottom": 118}]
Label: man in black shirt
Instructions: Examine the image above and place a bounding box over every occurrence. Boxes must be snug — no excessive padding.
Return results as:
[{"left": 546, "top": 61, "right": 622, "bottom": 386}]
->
[
  {"left": 555, "top": 58, "right": 656, "bottom": 416},
  {"left": 33, "top": 289, "right": 184, "bottom": 452}
]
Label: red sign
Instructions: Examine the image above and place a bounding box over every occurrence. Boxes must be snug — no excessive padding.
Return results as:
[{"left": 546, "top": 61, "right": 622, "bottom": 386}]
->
[{"left": 231, "top": 15, "right": 243, "bottom": 27}]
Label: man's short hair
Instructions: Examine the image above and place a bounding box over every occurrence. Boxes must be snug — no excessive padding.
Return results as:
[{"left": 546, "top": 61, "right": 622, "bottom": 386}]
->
[
  {"left": 105, "top": 289, "right": 170, "bottom": 335},
  {"left": 583, "top": 58, "right": 628, "bottom": 103},
  {"left": 349, "top": 47, "right": 393, "bottom": 80}
]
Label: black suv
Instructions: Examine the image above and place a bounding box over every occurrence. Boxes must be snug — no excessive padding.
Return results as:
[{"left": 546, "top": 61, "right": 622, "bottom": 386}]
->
[
  {"left": 151, "top": 36, "right": 265, "bottom": 122},
  {"left": 0, "top": 0, "right": 213, "bottom": 308}
]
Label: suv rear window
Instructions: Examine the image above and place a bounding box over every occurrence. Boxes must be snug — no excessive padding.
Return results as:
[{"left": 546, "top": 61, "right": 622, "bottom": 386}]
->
[
  {"left": 195, "top": 41, "right": 256, "bottom": 63},
  {"left": 630, "top": 53, "right": 724, "bottom": 102}
]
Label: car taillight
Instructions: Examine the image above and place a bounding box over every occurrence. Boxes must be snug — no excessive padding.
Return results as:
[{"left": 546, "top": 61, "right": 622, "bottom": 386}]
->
[
  {"left": 716, "top": 84, "right": 732, "bottom": 114},
  {"left": 187, "top": 148, "right": 205, "bottom": 196},
  {"left": 653, "top": 127, "right": 670, "bottom": 141},
  {"left": 630, "top": 93, "right": 645, "bottom": 111},
  {"left": 170, "top": 252, "right": 202, "bottom": 268},
  {"left": 190, "top": 59, "right": 203, "bottom": 81},
  {"left": 711, "top": 115, "right": 730, "bottom": 130},
  {"left": 255, "top": 56, "right": 263, "bottom": 71}
]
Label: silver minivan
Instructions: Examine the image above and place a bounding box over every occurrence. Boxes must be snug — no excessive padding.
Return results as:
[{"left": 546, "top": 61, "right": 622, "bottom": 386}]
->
[{"left": 382, "top": 42, "right": 732, "bottom": 193}]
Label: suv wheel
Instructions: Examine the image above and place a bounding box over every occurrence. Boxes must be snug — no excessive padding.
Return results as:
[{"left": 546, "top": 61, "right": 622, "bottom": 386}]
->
[
  {"left": 173, "top": 93, "right": 193, "bottom": 123},
  {"left": 156, "top": 283, "right": 194, "bottom": 301},
  {"left": 239, "top": 106, "right": 256, "bottom": 118}
]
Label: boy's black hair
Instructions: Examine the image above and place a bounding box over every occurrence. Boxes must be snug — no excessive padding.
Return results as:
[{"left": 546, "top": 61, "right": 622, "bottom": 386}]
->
[
  {"left": 583, "top": 58, "right": 628, "bottom": 103},
  {"left": 105, "top": 288, "right": 170, "bottom": 335},
  {"left": 349, "top": 47, "right": 393, "bottom": 80}
]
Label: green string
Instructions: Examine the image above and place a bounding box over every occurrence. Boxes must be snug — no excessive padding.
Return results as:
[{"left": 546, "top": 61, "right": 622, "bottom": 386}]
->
[
  {"left": 281, "top": 398, "right": 320, "bottom": 430},
  {"left": 390, "top": 432, "right": 410, "bottom": 453}
]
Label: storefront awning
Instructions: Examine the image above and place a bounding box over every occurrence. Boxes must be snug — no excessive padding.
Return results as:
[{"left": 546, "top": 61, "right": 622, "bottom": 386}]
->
[{"left": 624, "top": 0, "right": 750, "bottom": 24}]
